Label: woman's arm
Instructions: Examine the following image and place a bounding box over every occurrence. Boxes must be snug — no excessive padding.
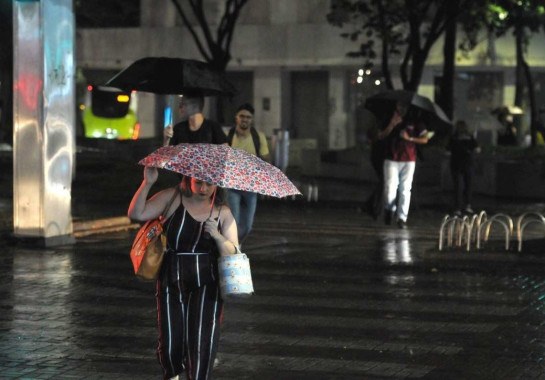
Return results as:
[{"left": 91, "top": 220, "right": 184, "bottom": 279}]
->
[
  {"left": 204, "top": 207, "right": 239, "bottom": 256},
  {"left": 127, "top": 167, "right": 175, "bottom": 221}
]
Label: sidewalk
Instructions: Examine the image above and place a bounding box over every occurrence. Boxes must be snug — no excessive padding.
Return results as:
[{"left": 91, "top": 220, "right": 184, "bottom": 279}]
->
[
  {"left": 1, "top": 146, "right": 544, "bottom": 237},
  {"left": 2, "top": 148, "right": 545, "bottom": 379}
]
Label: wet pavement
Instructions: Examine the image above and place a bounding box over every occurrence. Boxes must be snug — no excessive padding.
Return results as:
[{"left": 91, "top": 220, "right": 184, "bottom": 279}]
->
[{"left": 1, "top": 149, "right": 545, "bottom": 379}]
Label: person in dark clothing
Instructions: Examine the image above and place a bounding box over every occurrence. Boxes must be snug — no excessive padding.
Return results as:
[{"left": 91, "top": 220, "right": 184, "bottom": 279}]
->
[
  {"left": 496, "top": 108, "right": 518, "bottom": 146},
  {"left": 447, "top": 120, "right": 480, "bottom": 215},
  {"left": 128, "top": 167, "right": 238, "bottom": 380},
  {"left": 163, "top": 95, "right": 227, "bottom": 146},
  {"left": 363, "top": 125, "right": 386, "bottom": 220}
]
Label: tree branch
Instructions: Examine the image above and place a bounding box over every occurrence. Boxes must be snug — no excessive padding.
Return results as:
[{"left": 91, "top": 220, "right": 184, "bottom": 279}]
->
[
  {"left": 170, "top": 0, "right": 212, "bottom": 61},
  {"left": 188, "top": 0, "right": 218, "bottom": 59},
  {"left": 222, "top": 0, "right": 247, "bottom": 55}
]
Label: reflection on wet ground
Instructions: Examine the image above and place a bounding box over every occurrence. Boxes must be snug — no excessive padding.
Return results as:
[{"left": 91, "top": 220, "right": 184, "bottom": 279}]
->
[{"left": 1, "top": 202, "right": 545, "bottom": 379}]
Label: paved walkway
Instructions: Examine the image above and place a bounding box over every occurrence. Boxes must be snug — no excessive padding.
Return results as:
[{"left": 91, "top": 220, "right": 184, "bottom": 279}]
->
[
  {"left": 1, "top": 149, "right": 545, "bottom": 379},
  {"left": 1, "top": 198, "right": 545, "bottom": 379}
]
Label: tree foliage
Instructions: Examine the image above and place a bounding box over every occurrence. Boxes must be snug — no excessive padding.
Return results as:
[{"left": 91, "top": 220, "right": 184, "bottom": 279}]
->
[
  {"left": 169, "top": 0, "right": 248, "bottom": 72},
  {"left": 328, "top": 0, "right": 456, "bottom": 91},
  {"left": 460, "top": 1, "right": 545, "bottom": 146},
  {"left": 488, "top": 1, "right": 545, "bottom": 146}
]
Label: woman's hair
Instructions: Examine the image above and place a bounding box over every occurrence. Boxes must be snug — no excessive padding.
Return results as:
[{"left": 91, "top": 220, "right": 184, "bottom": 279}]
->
[{"left": 180, "top": 176, "right": 226, "bottom": 205}]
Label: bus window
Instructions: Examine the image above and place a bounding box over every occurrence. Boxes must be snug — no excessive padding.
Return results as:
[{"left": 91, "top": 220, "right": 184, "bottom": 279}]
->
[{"left": 82, "top": 85, "right": 140, "bottom": 140}]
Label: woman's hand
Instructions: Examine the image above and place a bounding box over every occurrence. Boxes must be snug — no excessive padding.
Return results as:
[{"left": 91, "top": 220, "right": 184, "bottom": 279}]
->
[
  {"left": 204, "top": 218, "right": 222, "bottom": 241},
  {"left": 204, "top": 212, "right": 239, "bottom": 256},
  {"left": 143, "top": 166, "right": 158, "bottom": 185}
]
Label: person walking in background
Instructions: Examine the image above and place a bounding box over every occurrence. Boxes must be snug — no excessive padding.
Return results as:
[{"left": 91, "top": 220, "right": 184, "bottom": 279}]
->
[
  {"left": 163, "top": 94, "right": 227, "bottom": 146},
  {"left": 128, "top": 166, "right": 238, "bottom": 380},
  {"left": 364, "top": 102, "right": 409, "bottom": 220},
  {"left": 496, "top": 107, "right": 518, "bottom": 146},
  {"left": 448, "top": 120, "right": 480, "bottom": 216},
  {"left": 226, "top": 103, "right": 270, "bottom": 243},
  {"left": 379, "top": 104, "right": 429, "bottom": 229}
]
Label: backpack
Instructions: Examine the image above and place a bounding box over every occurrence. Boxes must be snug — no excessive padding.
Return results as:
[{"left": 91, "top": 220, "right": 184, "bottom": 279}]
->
[{"left": 227, "top": 127, "right": 261, "bottom": 157}]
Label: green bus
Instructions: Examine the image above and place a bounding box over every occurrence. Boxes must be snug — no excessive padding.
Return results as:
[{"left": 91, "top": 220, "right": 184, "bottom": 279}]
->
[{"left": 81, "top": 85, "right": 140, "bottom": 140}]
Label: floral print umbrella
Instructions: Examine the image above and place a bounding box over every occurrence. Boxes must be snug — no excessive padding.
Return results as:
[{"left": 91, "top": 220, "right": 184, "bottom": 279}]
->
[{"left": 139, "top": 143, "right": 301, "bottom": 198}]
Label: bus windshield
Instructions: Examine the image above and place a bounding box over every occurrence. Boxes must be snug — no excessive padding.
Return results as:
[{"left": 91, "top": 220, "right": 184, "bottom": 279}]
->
[{"left": 91, "top": 87, "right": 131, "bottom": 118}]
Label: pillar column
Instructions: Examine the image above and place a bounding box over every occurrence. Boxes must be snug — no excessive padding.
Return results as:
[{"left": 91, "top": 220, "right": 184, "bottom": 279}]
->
[{"left": 13, "top": 0, "right": 75, "bottom": 246}]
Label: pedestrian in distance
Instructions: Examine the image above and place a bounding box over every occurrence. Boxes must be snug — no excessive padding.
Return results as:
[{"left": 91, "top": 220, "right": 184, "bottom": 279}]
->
[
  {"left": 163, "top": 95, "right": 227, "bottom": 146},
  {"left": 495, "top": 106, "right": 518, "bottom": 146},
  {"left": 128, "top": 166, "right": 238, "bottom": 380},
  {"left": 226, "top": 103, "right": 270, "bottom": 244},
  {"left": 447, "top": 120, "right": 480, "bottom": 216},
  {"left": 378, "top": 102, "right": 430, "bottom": 229},
  {"left": 364, "top": 102, "right": 408, "bottom": 220}
]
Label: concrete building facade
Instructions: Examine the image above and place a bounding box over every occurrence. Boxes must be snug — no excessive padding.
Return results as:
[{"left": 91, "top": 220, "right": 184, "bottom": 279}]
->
[{"left": 76, "top": 0, "right": 545, "bottom": 166}]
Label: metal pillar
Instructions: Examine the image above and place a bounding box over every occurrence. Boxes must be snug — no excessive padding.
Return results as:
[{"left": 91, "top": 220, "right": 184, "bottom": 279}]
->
[{"left": 13, "top": 0, "right": 75, "bottom": 246}]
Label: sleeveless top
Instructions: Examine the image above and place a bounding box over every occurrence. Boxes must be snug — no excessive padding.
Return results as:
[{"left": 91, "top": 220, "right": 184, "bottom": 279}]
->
[{"left": 160, "top": 201, "right": 221, "bottom": 286}]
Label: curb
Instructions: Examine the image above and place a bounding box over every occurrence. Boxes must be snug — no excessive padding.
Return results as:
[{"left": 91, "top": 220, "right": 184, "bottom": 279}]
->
[{"left": 73, "top": 216, "right": 140, "bottom": 237}]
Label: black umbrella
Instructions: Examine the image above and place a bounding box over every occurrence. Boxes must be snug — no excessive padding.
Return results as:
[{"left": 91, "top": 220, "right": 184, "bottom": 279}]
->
[
  {"left": 105, "top": 57, "right": 237, "bottom": 96},
  {"left": 364, "top": 90, "right": 452, "bottom": 134}
]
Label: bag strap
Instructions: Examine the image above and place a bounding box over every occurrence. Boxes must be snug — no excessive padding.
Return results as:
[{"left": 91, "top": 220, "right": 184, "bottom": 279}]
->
[
  {"left": 250, "top": 127, "right": 261, "bottom": 156},
  {"left": 159, "top": 187, "right": 180, "bottom": 222}
]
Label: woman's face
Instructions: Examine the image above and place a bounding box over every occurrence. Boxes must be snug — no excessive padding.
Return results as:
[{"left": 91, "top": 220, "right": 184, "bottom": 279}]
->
[{"left": 190, "top": 178, "right": 217, "bottom": 199}]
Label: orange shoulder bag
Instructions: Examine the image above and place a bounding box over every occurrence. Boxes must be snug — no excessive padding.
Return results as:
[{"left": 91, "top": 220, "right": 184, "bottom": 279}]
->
[{"left": 130, "top": 188, "right": 179, "bottom": 281}]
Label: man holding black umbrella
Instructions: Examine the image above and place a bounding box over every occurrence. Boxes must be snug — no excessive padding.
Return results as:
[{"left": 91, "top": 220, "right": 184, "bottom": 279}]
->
[
  {"left": 163, "top": 95, "right": 227, "bottom": 146},
  {"left": 378, "top": 102, "right": 430, "bottom": 229}
]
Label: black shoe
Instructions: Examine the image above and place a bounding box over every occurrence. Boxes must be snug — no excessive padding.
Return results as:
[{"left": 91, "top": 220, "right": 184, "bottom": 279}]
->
[
  {"left": 397, "top": 220, "right": 407, "bottom": 229},
  {"left": 384, "top": 210, "right": 393, "bottom": 225}
]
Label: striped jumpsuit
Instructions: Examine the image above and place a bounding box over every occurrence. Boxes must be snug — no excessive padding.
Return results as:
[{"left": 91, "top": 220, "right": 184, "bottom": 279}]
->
[{"left": 156, "top": 203, "right": 223, "bottom": 380}]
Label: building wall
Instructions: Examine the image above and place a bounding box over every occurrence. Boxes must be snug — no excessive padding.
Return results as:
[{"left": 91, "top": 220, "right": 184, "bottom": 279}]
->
[{"left": 77, "top": 0, "right": 545, "bottom": 149}]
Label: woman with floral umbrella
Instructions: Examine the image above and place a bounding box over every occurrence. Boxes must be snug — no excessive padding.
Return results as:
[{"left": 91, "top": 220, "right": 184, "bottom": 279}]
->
[
  {"left": 128, "top": 166, "right": 237, "bottom": 380},
  {"left": 128, "top": 143, "right": 299, "bottom": 380}
]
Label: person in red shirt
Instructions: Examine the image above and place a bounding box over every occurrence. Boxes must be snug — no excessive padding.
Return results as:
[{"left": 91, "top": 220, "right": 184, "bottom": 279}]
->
[{"left": 378, "top": 104, "right": 429, "bottom": 229}]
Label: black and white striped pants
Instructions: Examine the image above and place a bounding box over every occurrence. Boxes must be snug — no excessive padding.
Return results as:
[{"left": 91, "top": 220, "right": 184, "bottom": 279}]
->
[{"left": 156, "top": 252, "right": 223, "bottom": 380}]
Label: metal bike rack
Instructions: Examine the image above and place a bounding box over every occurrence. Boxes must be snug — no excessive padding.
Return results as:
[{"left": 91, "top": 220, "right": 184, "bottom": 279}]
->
[
  {"left": 440, "top": 210, "right": 544, "bottom": 253},
  {"left": 476, "top": 213, "right": 513, "bottom": 251},
  {"left": 459, "top": 214, "right": 479, "bottom": 252},
  {"left": 439, "top": 213, "right": 480, "bottom": 252},
  {"left": 438, "top": 215, "right": 454, "bottom": 251},
  {"left": 516, "top": 212, "right": 545, "bottom": 252}
]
